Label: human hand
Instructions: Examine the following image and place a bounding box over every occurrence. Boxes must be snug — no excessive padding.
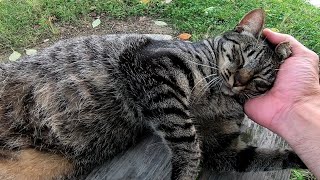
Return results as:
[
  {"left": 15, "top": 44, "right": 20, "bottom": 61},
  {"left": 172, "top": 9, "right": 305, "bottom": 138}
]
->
[
  {"left": 245, "top": 28, "right": 320, "bottom": 137},
  {"left": 245, "top": 28, "right": 320, "bottom": 177}
]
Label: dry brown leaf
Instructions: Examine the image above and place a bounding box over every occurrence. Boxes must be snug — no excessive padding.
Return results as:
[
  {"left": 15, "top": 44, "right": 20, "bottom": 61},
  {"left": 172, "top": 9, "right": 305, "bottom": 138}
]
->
[{"left": 178, "top": 33, "right": 192, "bottom": 40}]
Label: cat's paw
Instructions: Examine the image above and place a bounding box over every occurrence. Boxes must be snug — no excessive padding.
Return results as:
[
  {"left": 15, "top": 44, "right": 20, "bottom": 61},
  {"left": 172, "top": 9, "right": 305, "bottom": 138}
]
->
[{"left": 275, "top": 41, "right": 292, "bottom": 60}]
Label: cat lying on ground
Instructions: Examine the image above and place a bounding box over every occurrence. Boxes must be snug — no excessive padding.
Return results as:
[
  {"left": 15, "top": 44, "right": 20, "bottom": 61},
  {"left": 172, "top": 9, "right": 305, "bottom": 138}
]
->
[{"left": 0, "top": 9, "right": 305, "bottom": 180}]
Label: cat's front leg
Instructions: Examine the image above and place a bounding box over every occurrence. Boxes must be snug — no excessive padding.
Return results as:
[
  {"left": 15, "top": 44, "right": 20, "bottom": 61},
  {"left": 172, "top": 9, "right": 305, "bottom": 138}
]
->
[{"left": 146, "top": 112, "right": 201, "bottom": 180}]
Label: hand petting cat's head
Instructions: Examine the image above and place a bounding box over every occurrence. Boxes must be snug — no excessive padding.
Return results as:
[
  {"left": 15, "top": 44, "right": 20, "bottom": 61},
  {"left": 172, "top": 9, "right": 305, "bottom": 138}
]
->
[{"left": 215, "top": 9, "right": 291, "bottom": 101}]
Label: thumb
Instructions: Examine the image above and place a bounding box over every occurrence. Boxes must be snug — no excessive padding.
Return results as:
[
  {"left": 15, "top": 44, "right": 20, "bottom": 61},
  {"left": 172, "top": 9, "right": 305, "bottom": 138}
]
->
[
  {"left": 263, "top": 28, "right": 316, "bottom": 57},
  {"left": 244, "top": 91, "right": 285, "bottom": 130}
]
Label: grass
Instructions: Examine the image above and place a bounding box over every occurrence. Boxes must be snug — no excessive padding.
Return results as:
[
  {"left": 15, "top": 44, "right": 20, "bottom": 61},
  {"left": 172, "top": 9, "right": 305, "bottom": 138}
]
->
[
  {"left": 0, "top": 0, "right": 148, "bottom": 51},
  {"left": 0, "top": 0, "right": 319, "bottom": 54},
  {"left": 291, "top": 169, "right": 316, "bottom": 180}
]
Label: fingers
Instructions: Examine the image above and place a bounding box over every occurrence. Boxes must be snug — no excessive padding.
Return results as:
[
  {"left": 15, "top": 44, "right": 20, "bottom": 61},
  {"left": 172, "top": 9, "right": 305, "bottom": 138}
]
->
[
  {"left": 263, "top": 29, "right": 318, "bottom": 59},
  {"left": 263, "top": 28, "right": 300, "bottom": 46}
]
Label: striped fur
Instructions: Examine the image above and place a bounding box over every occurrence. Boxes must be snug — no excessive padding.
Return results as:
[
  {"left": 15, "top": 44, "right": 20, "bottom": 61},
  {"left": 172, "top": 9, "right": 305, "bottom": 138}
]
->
[{"left": 0, "top": 9, "right": 305, "bottom": 179}]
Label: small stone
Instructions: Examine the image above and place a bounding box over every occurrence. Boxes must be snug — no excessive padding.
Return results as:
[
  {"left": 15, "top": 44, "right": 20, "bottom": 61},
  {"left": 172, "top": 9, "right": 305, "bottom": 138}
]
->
[
  {"left": 139, "top": 16, "right": 148, "bottom": 22},
  {"left": 90, "top": 12, "right": 97, "bottom": 17}
]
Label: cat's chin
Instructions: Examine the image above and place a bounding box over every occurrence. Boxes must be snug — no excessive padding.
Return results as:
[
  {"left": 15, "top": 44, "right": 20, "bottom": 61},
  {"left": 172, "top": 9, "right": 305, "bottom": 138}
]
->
[
  {"left": 221, "top": 83, "right": 236, "bottom": 96},
  {"left": 221, "top": 83, "right": 246, "bottom": 96}
]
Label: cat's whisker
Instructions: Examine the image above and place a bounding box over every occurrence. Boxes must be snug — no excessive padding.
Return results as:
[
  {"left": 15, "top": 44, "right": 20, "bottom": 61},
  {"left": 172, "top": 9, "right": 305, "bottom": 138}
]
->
[
  {"left": 243, "top": 91, "right": 261, "bottom": 100},
  {"left": 184, "top": 59, "right": 219, "bottom": 70},
  {"left": 191, "top": 73, "right": 219, "bottom": 93},
  {"left": 218, "top": 79, "right": 224, "bottom": 92},
  {"left": 244, "top": 93, "right": 250, "bottom": 99},
  {"left": 260, "top": 35, "right": 268, "bottom": 44},
  {"left": 197, "top": 77, "right": 218, "bottom": 97},
  {"left": 202, "top": 78, "right": 222, "bottom": 99},
  {"left": 209, "top": 77, "right": 222, "bottom": 89},
  {"left": 203, "top": 78, "right": 218, "bottom": 92},
  {"left": 193, "top": 76, "right": 220, "bottom": 103},
  {"left": 254, "top": 39, "right": 260, "bottom": 49}
]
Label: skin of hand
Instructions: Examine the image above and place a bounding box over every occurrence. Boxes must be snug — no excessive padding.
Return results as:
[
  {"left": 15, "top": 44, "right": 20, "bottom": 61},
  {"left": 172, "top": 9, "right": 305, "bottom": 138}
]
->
[{"left": 245, "top": 28, "right": 320, "bottom": 177}]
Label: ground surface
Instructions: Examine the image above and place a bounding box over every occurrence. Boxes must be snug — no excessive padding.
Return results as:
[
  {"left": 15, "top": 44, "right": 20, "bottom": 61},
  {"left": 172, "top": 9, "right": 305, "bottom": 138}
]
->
[{"left": 0, "top": 16, "right": 176, "bottom": 61}]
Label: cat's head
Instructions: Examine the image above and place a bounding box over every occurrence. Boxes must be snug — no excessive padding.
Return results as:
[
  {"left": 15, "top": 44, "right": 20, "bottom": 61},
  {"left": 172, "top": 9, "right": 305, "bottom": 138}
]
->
[{"left": 215, "top": 9, "right": 291, "bottom": 101}]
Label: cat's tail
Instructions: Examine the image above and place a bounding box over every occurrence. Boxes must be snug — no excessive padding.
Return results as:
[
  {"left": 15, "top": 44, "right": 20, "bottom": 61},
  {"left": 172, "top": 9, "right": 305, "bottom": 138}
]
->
[
  {"left": 231, "top": 146, "right": 307, "bottom": 172},
  {"left": 203, "top": 145, "right": 307, "bottom": 172}
]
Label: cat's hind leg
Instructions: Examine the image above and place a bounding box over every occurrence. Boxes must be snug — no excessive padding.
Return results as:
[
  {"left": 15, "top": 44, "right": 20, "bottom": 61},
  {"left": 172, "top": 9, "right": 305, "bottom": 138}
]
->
[{"left": 0, "top": 149, "right": 74, "bottom": 180}]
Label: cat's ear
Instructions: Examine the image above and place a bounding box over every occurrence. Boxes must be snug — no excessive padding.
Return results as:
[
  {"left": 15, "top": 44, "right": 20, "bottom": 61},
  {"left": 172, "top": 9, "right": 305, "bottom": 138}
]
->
[{"left": 235, "top": 9, "right": 265, "bottom": 38}]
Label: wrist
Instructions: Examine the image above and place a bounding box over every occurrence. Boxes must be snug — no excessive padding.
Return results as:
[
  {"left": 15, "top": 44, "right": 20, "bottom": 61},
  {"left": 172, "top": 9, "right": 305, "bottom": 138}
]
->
[
  {"left": 278, "top": 96, "right": 320, "bottom": 177},
  {"left": 280, "top": 96, "right": 320, "bottom": 143}
]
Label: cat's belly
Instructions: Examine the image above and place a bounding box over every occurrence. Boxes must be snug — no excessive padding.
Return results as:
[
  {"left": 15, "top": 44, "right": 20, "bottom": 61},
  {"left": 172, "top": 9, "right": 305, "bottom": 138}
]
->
[{"left": 0, "top": 149, "right": 74, "bottom": 180}]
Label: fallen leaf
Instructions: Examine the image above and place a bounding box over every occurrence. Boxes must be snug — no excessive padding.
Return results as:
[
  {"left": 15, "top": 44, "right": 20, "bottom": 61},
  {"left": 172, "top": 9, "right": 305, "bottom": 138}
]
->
[
  {"left": 154, "top": 20, "right": 167, "bottom": 26},
  {"left": 25, "top": 49, "right": 37, "bottom": 56},
  {"left": 270, "top": 28, "right": 280, "bottom": 32},
  {"left": 48, "top": 16, "right": 57, "bottom": 22},
  {"left": 9, "top": 51, "right": 21, "bottom": 61},
  {"left": 140, "top": 0, "right": 150, "bottom": 4},
  {"left": 92, "top": 18, "right": 101, "bottom": 28},
  {"left": 178, "top": 33, "right": 192, "bottom": 40}
]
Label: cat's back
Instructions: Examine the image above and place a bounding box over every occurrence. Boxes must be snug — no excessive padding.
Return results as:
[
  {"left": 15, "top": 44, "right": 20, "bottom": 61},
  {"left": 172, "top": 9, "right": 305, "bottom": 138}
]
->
[
  {"left": 0, "top": 33, "right": 157, "bottom": 109},
  {"left": 0, "top": 34, "right": 153, "bottom": 98},
  {"left": 0, "top": 34, "right": 157, "bottom": 160},
  {"left": 11, "top": 34, "right": 150, "bottom": 68}
]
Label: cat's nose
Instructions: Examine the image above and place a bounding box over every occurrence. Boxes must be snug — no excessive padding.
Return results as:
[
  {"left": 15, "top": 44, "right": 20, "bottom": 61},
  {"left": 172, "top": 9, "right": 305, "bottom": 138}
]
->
[{"left": 234, "top": 69, "right": 253, "bottom": 86}]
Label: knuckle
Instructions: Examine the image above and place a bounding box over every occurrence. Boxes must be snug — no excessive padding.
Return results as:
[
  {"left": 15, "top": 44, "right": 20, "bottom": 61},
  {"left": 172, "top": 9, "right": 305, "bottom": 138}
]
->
[
  {"left": 286, "top": 35, "right": 295, "bottom": 42},
  {"left": 309, "top": 51, "right": 319, "bottom": 60}
]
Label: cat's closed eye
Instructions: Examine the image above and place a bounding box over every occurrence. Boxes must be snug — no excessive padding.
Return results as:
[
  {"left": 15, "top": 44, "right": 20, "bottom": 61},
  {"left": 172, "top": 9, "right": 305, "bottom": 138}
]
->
[{"left": 253, "top": 77, "right": 274, "bottom": 92}]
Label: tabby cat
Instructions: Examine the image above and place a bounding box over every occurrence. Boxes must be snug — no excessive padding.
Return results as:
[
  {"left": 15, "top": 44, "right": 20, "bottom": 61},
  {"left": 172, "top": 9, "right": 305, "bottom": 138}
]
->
[{"left": 0, "top": 9, "right": 306, "bottom": 180}]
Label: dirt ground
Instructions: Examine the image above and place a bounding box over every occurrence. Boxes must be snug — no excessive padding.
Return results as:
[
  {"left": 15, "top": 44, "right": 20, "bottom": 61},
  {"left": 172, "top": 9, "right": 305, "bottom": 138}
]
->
[{"left": 0, "top": 16, "right": 177, "bottom": 60}]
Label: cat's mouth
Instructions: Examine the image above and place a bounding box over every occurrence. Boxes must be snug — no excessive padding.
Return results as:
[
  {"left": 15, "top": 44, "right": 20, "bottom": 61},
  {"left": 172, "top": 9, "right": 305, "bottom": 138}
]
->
[{"left": 220, "top": 75, "right": 246, "bottom": 96}]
